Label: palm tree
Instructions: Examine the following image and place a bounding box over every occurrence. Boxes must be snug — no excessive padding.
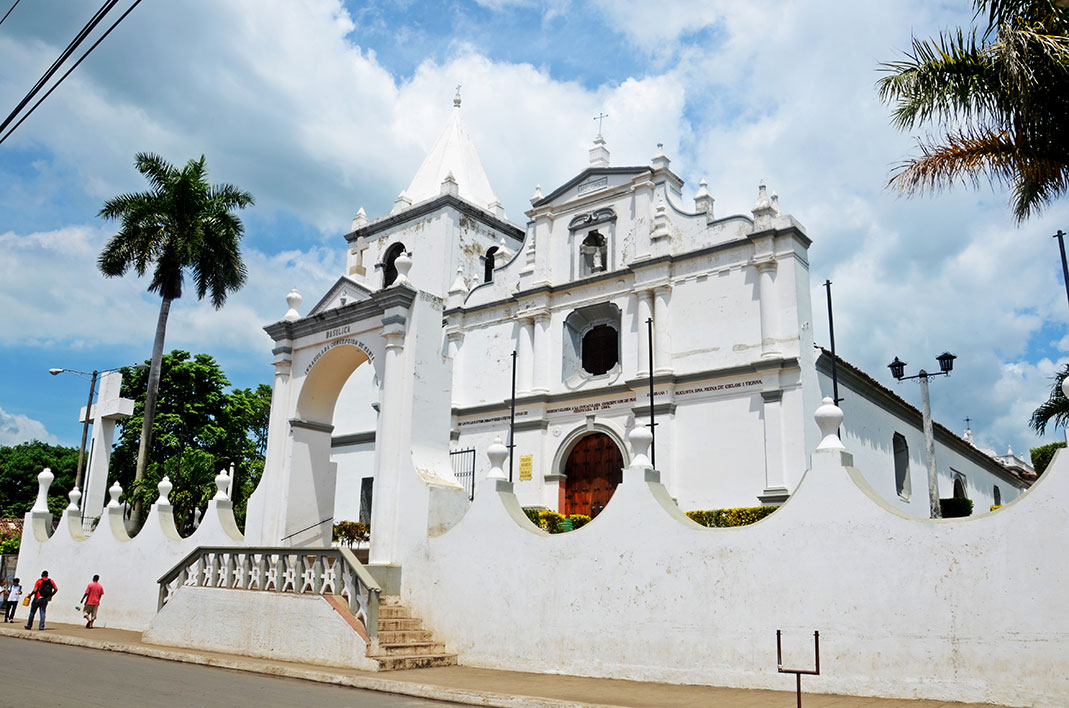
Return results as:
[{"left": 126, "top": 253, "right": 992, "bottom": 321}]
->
[
  {"left": 1030, "top": 363, "right": 1069, "bottom": 434},
  {"left": 98, "top": 152, "right": 253, "bottom": 527},
  {"left": 877, "top": 0, "right": 1069, "bottom": 221}
]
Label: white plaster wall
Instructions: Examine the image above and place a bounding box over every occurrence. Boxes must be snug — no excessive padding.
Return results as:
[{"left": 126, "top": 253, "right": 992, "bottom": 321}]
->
[
  {"left": 816, "top": 368, "right": 1026, "bottom": 516},
  {"left": 332, "top": 445, "right": 374, "bottom": 522},
  {"left": 15, "top": 498, "right": 243, "bottom": 631},
  {"left": 144, "top": 586, "right": 379, "bottom": 671},
  {"left": 403, "top": 441, "right": 1064, "bottom": 707}
]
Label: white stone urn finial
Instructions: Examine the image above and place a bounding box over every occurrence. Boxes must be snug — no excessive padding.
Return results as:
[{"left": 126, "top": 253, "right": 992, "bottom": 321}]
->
[
  {"left": 156, "top": 476, "right": 173, "bottom": 506},
  {"left": 214, "top": 468, "right": 231, "bottom": 500},
  {"left": 284, "top": 288, "right": 302, "bottom": 321},
  {"left": 67, "top": 486, "right": 82, "bottom": 512},
  {"left": 629, "top": 427, "right": 653, "bottom": 468},
  {"left": 393, "top": 251, "right": 413, "bottom": 285},
  {"left": 31, "top": 468, "right": 54, "bottom": 513},
  {"left": 107, "top": 481, "right": 123, "bottom": 508},
  {"left": 815, "top": 396, "right": 845, "bottom": 451},
  {"left": 1061, "top": 375, "right": 1069, "bottom": 402},
  {"left": 487, "top": 437, "right": 508, "bottom": 480}
]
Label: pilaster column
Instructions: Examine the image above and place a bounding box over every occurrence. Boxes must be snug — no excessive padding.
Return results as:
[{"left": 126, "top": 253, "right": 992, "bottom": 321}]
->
[
  {"left": 369, "top": 314, "right": 407, "bottom": 566},
  {"left": 447, "top": 330, "right": 464, "bottom": 406},
  {"left": 636, "top": 290, "right": 653, "bottom": 376},
  {"left": 756, "top": 260, "right": 780, "bottom": 358},
  {"left": 653, "top": 285, "right": 672, "bottom": 374},
  {"left": 518, "top": 318, "right": 535, "bottom": 393},
  {"left": 532, "top": 312, "right": 550, "bottom": 393}
]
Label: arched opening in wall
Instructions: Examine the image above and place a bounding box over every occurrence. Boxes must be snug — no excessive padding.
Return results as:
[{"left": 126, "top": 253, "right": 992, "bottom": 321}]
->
[
  {"left": 993, "top": 485, "right": 1002, "bottom": 506},
  {"left": 562, "top": 432, "right": 623, "bottom": 518},
  {"left": 484, "top": 246, "right": 498, "bottom": 283},
  {"left": 892, "top": 432, "right": 911, "bottom": 500},
  {"left": 382, "top": 242, "right": 406, "bottom": 288},
  {"left": 953, "top": 476, "right": 967, "bottom": 499},
  {"left": 291, "top": 344, "right": 379, "bottom": 551},
  {"left": 580, "top": 231, "right": 608, "bottom": 274},
  {"left": 582, "top": 325, "right": 618, "bottom": 375}
]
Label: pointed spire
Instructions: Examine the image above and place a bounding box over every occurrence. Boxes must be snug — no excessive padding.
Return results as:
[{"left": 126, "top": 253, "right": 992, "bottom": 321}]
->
[
  {"left": 351, "top": 206, "right": 368, "bottom": 232},
  {"left": 695, "top": 178, "right": 714, "bottom": 218},
  {"left": 449, "top": 266, "right": 468, "bottom": 297},
  {"left": 752, "top": 181, "right": 776, "bottom": 230},
  {"left": 530, "top": 184, "right": 543, "bottom": 205},
  {"left": 391, "top": 190, "right": 412, "bottom": 214},
  {"left": 404, "top": 97, "right": 501, "bottom": 211}
]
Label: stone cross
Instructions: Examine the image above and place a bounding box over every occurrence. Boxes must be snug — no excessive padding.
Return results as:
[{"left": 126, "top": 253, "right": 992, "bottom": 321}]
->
[
  {"left": 80, "top": 371, "right": 133, "bottom": 527},
  {"left": 351, "top": 236, "right": 368, "bottom": 277}
]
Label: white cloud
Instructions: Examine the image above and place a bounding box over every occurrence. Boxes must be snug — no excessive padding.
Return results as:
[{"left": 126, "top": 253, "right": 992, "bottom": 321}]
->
[{"left": 0, "top": 407, "right": 57, "bottom": 446}]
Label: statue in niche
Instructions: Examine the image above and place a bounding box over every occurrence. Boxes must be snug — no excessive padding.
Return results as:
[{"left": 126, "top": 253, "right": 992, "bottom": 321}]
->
[{"left": 581, "top": 231, "right": 607, "bottom": 273}]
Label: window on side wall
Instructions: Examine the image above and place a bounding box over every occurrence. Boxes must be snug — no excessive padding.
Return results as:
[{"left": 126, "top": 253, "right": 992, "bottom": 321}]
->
[
  {"left": 484, "top": 246, "right": 498, "bottom": 283},
  {"left": 993, "top": 485, "right": 1002, "bottom": 506},
  {"left": 892, "top": 432, "right": 911, "bottom": 500},
  {"left": 382, "top": 242, "right": 406, "bottom": 288}
]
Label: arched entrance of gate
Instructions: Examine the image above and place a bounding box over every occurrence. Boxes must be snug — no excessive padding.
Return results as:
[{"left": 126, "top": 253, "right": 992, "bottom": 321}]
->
[{"left": 561, "top": 432, "right": 624, "bottom": 518}]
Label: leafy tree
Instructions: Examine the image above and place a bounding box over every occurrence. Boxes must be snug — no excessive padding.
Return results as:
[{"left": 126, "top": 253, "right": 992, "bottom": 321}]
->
[
  {"left": 112, "top": 351, "right": 271, "bottom": 531},
  {"left": 98, "top": 152, "right": 253, "bottom": 526},
  {"left": 0, "top": 441, "right": 77, "bottom": 518},
  {"left": 878, "top": 0, "right": 1069, "bottom": 221},
  {"left": 1029, "top": 364, "right": 1069, "bottom": 435},
  {"left": 1030, "top": 440, "right": 1066, "bottom": 474}
]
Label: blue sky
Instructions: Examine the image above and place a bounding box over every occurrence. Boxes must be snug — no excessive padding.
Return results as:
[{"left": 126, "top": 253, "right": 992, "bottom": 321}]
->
[{"left": 1, "top": 0, "right": 1067, "bottom": 461}]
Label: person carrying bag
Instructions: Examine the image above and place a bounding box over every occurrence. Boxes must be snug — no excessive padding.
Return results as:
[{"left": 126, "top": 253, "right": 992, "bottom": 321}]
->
[{"left": 24, "top": 571, "right": 57, "bottom": 630}]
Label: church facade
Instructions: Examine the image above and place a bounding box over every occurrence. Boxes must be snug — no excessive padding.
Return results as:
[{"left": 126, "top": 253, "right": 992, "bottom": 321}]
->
[{"left": 313, "top": 97, "right": 1027, "bottom": 526}]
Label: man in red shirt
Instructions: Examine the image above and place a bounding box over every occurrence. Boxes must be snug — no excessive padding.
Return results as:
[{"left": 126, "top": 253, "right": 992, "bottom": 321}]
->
[
  {"left": 80, "top": 575, "right": 104, "bottom": 629},
  {"left": 24, "top": 571, "right": 56, "bottom": 630}
]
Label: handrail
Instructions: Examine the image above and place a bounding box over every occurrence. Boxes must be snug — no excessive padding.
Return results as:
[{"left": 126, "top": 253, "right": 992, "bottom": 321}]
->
[{"left": 156, "top": 546, "right": 380, "bottom": 644}]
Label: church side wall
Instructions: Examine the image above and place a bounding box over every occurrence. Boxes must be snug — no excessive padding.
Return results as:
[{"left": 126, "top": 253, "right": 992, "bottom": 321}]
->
[{"left": 402, "top": 440, "right": 1065, "bottom": 707}]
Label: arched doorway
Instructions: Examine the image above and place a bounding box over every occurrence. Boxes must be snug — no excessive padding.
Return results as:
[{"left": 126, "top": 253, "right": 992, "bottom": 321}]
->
[{"left": 562, "top": 432, "right": 623, "bottom": 518}]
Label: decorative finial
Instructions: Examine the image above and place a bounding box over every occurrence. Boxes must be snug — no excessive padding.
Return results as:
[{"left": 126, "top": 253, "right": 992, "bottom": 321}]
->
[
  {"left": 449, "top": 266, "right": 469, "bottom": 297},
  {"left": 530, "top": 184, "right": 543, "bottom": 205},
  {"left": 156, "top": 476, "right": 173, "bottom": 506},
  {"left": 393, "top": 251, "right": 413, "bottom": 286},
  {"left": 67, "top": 486, "right": 82, "bottom": 512},
  {"left": 214, "top": 468, "right": 231, "bottom": 500},
  {"left": 284, "top": 288, "right": 302, "bottom": 322},
  {"left": 454, "top": 85, "right": 462, "bottom": 108},
  {"left": 487, "top": 436, "right": 508, "bottom": 480},
  {"left": 108, "top": 481, "right": 123, "bottom": 508},
  {"left": 31, "top": 468, "right": 54, "bottom": 513},
  {"left": 652, "top": 141, "right": 670, "bottom": 170},
  {"left": 629, "top": 427, "right": 653, "bottom": 468},
  {"left": 814, "top": 397, "right": 845, "bottom": 451}
]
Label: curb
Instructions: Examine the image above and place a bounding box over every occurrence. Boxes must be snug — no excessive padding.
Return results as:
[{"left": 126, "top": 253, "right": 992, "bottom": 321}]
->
[{"left": 0, "top": 627, "right": 612, "bottom": 708}]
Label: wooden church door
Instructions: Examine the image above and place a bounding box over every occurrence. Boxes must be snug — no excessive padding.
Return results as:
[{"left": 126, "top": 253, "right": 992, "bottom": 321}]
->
[{"left": 562, "top": 433, "right": 623, "bottom": 517}]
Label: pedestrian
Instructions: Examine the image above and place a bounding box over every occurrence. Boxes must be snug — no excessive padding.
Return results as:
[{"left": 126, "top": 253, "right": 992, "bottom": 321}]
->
[
  {"left": 80, "top": 574, "right": 104, "bottom": 629},
  {"left": 5, "top": 578, "right": 21, "bottom": 622},
  {"left": 0, "top": 579, "right": 8, "bottom": 616},
  {"left": 24, "top": 571, "right": 56, "bottom": 630}
]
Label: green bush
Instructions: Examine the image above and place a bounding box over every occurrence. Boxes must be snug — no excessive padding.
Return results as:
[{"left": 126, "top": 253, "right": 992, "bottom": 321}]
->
[
  {"left": 685, "top": 506, "right": 780, "bottom": 528},
  {"left": 522, "top": 508, "right": 591, "bottom": 533},
  {"left": 1029, "top": 441, "right": 1065, "bottom": 476},
  {"left": 0, "top": 532, "right": 19, "bottom": 555},
  {"left": 940, "top": 497, "right": 973, "bottom": 518}
]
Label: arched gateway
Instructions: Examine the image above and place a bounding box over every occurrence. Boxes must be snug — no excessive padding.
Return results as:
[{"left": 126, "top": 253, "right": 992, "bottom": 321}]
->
[{"left": 244, "top": 280, "right": 468, "bottom": 563}]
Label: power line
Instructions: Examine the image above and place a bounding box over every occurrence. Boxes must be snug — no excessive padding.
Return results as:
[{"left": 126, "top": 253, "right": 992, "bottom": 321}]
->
[
  {"left": 0, "top": 0, "right": 22, "bottom": 27},
  {"left": 0, "top": 0, "right": 126, "bottom": 140},
  {"left": 0, "top": 0, "right": 145, "bottom": 146}
]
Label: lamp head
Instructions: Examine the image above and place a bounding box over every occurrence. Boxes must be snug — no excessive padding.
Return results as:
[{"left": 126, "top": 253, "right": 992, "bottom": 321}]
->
[
  {"left": 888, "top": 356, "right": 906, "bottom": 381},
  {"left": 936, "top": 351, "right": 956, "bottom": 375},
  {"left": 132, "top": 363, "right": 149, "bottom": 371},
  {"left": 48, "top": 368, "right": 63, "bottom": 376}
]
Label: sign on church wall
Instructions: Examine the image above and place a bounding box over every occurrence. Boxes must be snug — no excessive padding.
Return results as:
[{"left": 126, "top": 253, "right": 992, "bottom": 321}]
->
[{"left": 519, "top": 455, "right": 533, "bottom": 481}]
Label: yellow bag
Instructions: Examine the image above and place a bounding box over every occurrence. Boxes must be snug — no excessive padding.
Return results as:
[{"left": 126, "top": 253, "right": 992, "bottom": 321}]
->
[{"left": 21, "top": 597, "right": 29, "bottom": 606}]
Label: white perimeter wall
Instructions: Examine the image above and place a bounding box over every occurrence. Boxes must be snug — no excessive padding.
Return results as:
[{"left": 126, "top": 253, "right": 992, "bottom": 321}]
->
[{"left": 402, "top": 441, "right": 1068, "bottom": 707}]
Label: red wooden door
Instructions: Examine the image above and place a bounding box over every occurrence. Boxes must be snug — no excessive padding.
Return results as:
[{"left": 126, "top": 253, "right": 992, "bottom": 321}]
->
[{"left": 563, "top": 433, "right": 623, "bottom": 517}]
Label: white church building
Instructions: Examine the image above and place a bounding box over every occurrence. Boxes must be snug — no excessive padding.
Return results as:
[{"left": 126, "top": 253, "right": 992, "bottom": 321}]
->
[{"left": 304, "top": 94, "right": 1028, "bottom": 528}]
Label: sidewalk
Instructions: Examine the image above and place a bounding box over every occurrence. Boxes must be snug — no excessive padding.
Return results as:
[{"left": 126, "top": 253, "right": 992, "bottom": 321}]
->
[{"left": 0, "top": 622, "right": 1007, "bottom": 708}]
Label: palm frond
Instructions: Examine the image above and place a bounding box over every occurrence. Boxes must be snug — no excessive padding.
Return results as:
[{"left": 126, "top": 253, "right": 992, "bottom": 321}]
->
[{"left": 1030, "top": 364, "right": 1069, "bottom": 435}]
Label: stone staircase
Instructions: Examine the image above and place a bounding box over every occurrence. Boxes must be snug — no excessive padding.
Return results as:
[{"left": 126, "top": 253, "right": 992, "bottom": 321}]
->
[{"left": 368, "top": 596, "right": 457, "bottom": 670}]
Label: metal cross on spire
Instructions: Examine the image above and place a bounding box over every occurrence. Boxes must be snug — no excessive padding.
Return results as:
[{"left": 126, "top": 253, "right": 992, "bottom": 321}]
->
[
  {"left": 593, "top": 112, "right": 608, "bottom": 136},
  {"left": 454, "top": 85, "right": 462, "bottom": 108}
]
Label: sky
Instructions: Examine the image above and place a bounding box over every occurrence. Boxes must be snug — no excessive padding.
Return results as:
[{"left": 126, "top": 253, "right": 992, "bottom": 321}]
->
[{"left": 1, "top": 0, "right": 1067, "bottom": 462}]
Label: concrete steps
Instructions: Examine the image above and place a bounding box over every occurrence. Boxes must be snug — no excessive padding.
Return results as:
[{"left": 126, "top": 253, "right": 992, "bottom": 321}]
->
[{"left": 367, "top": 597, "right": 456, "bottom": 671}]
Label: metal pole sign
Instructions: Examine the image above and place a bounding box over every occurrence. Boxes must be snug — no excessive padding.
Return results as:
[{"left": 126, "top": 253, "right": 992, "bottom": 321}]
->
[
  {"left": 823, "top": 280, "right": 841, "bottom": 405},
  {"left": 646, "top": 317, "right": 657, "bottom": 468},
  {"left": 777, "top": 630, "right": 820, "bottom": 708},
  {"left": 1055, "top": 230, "right": 1069, "bottom": 311},
  {"left": 508, "top": 350, "right": 517, "bottom": 483}
]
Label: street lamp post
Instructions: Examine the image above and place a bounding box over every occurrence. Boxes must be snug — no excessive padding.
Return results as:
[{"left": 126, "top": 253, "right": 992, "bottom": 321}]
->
[
  {"left": 49, "top": 363, "right": 147, "bottom": 495},
  {"left": 888, "top": 352, "right": 957, "bottom": 519}
]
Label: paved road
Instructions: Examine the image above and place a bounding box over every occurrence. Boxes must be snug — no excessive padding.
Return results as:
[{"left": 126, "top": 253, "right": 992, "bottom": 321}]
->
[{"left": 0, "top": 636, "right": 463, "bottom": 707}]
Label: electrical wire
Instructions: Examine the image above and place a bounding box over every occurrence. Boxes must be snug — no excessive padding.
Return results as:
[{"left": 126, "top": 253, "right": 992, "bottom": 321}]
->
[
  {"left": 0, "top": 0, "right": 22, "bottom": 28},
  {"left": 0, "top": 0, "right": 119, "bottom": 137},
  {"left": 0, "top": 0, "right": 145, "bottom": 146}
]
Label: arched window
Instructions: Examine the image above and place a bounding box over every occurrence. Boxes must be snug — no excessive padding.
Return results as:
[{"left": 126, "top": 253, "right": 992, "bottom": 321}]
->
[
  {"left": 580, "top": 231, "right": 608, "bottom": 274},
  {"left": 892, "top": 433, "right": 911, "bottom": 500},
  {"left": 382, "top": 242, "right": 406, "bottom": 288},
  {"left": 993, "top": 485, "right": 1002, "bottom": 506},
  {"left": 484, "top": 246, "right": 498, "bottom": 283},
  {"left": 953, "top": 476, "right": 967, "bottom": 499}
]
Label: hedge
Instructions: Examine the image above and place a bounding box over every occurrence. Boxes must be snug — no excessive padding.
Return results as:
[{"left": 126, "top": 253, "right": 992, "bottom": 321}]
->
[
  {"left": 522, "top": 508, "right": 592, "bottom": 533},
  {"left": 939, "top": 497, "right": 973, "bottom": 518},
  {"left": 685, "top": 506, "right": 779, "bottom": 528}
]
